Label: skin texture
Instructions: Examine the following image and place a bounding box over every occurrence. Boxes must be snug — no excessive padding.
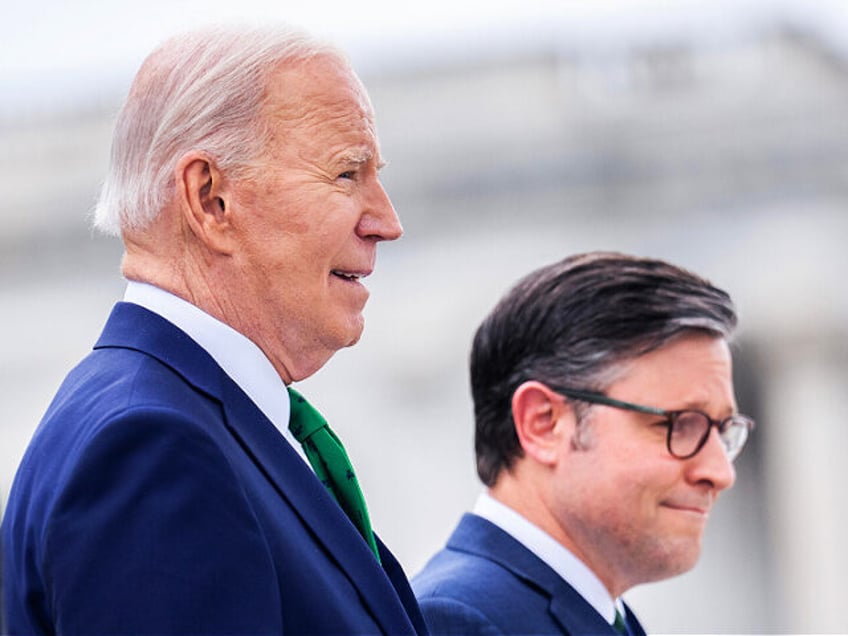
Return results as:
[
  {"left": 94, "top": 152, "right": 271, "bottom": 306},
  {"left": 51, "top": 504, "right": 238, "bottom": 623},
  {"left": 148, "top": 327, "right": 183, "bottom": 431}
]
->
[
  {"left": 492, "top": 332, "right": 737, "bottom": 598},
  {"left": 121, "top": 55, "right": 401, "bottom": 383}
]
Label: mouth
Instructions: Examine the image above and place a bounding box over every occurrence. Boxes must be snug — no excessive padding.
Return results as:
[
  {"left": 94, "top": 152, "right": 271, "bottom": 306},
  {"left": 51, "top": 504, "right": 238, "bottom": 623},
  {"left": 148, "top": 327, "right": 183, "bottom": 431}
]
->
[
  {"left": 662, "top": 502, "right": 710, "bottom": 518},
  {"left": 331, "top": 269, "right": 370, "bottom": 283}
]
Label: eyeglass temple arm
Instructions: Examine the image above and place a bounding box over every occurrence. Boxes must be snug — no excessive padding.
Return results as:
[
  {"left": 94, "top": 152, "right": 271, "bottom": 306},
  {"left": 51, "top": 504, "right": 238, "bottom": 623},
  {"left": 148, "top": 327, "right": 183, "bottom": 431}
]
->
[{"left": 557, "top": 388, "right": 668, "bottom": 417}]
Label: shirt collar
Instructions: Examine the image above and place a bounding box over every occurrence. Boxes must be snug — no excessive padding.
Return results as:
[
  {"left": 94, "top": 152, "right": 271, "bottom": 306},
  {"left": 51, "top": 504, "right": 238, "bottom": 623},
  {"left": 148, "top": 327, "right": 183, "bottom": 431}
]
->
[
  {"left": 473, "top": 490, "right": 625, "bottom": 624},
  {"left": 123, "top": 281, "right": 306, "bottom": 463}
]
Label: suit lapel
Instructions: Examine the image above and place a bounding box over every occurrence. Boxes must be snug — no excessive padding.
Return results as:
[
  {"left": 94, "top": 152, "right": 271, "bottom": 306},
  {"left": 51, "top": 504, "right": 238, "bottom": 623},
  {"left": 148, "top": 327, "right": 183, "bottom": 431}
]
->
[
  {"left": 622, "top": 604, "right": 648, "bottom": 636},
  {"left": 449, "top": 514, "right": 622, "bottom": 636},
  {"left": 96, "top": 303, "right": 421, "bottom": 634},
  {"left": 377, "top": 538, "right": 430, "bottom": 635},
  {"left": 220, "top": 380, "right": 421, "bottom": 633}
]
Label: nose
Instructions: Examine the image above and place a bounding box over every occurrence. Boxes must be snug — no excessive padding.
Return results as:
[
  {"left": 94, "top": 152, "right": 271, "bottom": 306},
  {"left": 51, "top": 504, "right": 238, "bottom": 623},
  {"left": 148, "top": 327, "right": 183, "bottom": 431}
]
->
[
  {"left": 357, "top": 177, "right": 403, "bottom": 242},
  {"left": 686, "top": 427, "right": 736, "bottom": 492}
]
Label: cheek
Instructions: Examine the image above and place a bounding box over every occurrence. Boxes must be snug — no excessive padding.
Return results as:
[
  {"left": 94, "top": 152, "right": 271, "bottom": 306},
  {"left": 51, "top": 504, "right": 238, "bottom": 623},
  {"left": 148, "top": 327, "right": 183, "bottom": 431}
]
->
[
  {"left": 626, "top": 462, "right": 687, "bottom": 519},
  {"left": 248, "top": 176, "right": 318, "bottom": 234},
  {"left": 235, "top": 209, "right": 329, "bottom": 275},
  {"left": 593, "top": 445, "right": 673, "bottom": 508}
]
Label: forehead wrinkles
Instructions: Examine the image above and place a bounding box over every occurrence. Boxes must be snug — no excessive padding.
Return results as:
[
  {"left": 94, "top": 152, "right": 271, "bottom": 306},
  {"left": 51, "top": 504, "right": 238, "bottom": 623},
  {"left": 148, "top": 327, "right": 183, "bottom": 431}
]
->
[
  {"left": 275, "top": 108, "right": 379, "bottom": 171},
  {"left": 264, "top": 56, "right": 374, "bottom": 130},
  {"left": 274, "top": 87, "right": 374, "bottom": 127},
  {"left": 261, "top": 84, "right": 378, "bottom": 168}
]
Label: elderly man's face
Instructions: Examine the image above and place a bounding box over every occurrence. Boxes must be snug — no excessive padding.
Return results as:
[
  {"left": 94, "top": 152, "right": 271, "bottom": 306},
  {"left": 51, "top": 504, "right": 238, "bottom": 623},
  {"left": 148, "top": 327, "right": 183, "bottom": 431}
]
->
[
  {"left": 550, "top": 333, "right": 737, "bottom": 595},
  {"left": 228, "top": 55, "right": 401, "bottom": 380}
]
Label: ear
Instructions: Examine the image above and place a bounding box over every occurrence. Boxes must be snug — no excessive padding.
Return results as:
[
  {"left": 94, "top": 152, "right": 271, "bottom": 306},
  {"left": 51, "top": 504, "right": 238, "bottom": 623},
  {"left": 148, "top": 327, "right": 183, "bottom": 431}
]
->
[
  {"left": 175, "top": 151, "right": 236, "bottom": 255},
  {"left": 511, "top": 381, "right": 575, "bottom": 466}
]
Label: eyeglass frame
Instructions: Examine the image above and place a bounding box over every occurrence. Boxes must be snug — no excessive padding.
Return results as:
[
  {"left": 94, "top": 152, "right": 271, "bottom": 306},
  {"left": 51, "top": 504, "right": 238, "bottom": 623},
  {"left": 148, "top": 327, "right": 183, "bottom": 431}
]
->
[{"left": 549, "top": 386, "right": 755, "bottom": 461}]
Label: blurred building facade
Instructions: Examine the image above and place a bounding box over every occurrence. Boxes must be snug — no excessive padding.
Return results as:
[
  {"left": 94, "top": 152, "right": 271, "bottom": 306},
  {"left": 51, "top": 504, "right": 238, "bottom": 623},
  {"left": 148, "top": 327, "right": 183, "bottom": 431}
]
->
[{"left": 2, "top": 11, "right": 847, "bottom": 633}]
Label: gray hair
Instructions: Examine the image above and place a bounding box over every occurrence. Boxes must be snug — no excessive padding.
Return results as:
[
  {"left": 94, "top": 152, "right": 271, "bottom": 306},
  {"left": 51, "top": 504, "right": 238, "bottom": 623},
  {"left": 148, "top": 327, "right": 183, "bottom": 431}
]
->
[
  {"left": 472, "top": 251, "right": 737, "bottom": 486},
  {"left": 93, "top": 23, "right": 345, "bottom": 235}
]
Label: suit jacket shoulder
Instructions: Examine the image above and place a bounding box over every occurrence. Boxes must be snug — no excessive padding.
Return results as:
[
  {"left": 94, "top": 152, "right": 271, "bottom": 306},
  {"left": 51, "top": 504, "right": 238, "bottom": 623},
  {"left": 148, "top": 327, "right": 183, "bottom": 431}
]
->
[
  {"left": 2, "top": 302, "right": 427, "bottom": 635},
  {"left": 413, "top": 513, "right": 645, "bottom": 636}
]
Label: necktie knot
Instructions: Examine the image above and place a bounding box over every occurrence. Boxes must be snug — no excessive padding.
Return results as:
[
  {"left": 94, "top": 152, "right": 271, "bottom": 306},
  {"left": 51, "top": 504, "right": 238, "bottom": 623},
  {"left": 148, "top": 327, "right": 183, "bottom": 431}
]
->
[{"left": 288, "top": 388, "right": 327, "bottom": 442}]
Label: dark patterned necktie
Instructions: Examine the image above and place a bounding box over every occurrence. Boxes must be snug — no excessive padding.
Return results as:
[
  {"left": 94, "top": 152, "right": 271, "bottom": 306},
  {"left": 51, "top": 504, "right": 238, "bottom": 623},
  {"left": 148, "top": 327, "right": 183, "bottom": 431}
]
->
[{"left": 287, "top": 387, "right": 380, "bottom": 562}]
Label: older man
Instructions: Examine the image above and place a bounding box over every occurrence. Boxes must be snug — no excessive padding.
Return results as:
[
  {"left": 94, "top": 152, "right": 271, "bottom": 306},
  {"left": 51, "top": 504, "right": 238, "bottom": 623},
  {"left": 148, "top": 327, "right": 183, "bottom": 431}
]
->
[
  {"left": 2, "top": 25, "right": 426, "bottom": 635},
  {"left": 413, "top": 252, "right": 754, "bottom": 635}
]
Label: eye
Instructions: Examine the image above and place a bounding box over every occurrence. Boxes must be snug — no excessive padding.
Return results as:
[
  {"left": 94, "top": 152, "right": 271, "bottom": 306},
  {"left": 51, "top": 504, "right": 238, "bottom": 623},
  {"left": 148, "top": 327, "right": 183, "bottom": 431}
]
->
[{"left": 337, "top": 170, "right": 356, "bottom": 180}]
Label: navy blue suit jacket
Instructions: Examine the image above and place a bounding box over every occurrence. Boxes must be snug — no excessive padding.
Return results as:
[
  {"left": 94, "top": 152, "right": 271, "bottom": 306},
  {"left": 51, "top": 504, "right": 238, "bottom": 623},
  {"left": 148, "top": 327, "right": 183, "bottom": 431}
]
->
[
  {"left": 1, "top": 302, "right": 427, "bottom": 635},
  {"left": 412, "top": 514, "right": 646, "bottom": 636}
]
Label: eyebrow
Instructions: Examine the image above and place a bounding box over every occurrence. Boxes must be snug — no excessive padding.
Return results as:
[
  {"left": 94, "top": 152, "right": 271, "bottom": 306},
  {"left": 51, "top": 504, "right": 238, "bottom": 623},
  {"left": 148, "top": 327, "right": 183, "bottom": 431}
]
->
[{"left": 337, "top": 148, "right": 386, "bottom": 171}]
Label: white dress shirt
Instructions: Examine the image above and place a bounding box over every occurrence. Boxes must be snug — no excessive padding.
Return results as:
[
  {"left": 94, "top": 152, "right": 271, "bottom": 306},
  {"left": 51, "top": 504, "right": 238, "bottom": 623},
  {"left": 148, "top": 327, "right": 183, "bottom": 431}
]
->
[
  {"left": 473, "top": 491, "right": 626, "bottom": 626},
  {"left": 123, "top": 281, "right": 308, "bottom": 465}
]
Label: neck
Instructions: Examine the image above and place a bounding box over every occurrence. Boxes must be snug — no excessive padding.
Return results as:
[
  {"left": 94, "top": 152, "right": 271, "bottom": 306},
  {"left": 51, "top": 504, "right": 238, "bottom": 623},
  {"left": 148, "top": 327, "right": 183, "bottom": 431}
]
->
[
  {"left": 121, "top": 247, "right": 332, "bottom": 385},
  {"left": 489, "top": 469, "right": 630, "bottom": 598}
]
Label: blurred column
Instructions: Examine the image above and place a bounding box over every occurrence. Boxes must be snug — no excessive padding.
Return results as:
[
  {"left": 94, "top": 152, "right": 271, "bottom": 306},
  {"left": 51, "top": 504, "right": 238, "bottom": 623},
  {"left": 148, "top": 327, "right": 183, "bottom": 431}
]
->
[{"left": 763, "top": 332, "right": 848, "bottom": 633}]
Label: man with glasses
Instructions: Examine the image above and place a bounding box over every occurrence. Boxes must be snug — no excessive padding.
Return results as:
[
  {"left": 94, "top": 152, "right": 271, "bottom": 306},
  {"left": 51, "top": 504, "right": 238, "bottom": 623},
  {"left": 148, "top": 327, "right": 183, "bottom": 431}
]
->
[{"left": 413, "top": 251, "right": 754, "bottom": 636}]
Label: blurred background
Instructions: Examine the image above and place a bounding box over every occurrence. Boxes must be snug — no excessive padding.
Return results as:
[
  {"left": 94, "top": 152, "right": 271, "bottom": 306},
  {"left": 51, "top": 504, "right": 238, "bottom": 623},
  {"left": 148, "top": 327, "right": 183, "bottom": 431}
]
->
[{"left": 2, "top": 0, "right": 847, "bottom": 632}]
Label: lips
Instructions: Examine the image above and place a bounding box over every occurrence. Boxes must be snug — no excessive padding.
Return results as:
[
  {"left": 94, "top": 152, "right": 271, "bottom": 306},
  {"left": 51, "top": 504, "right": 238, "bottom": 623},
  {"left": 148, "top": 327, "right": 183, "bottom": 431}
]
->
[
  {"left": 662, "top": 500, "right": 711, "bottom": 517},
  {"left": 331, "top": 269, "right": 370, "bottom": 282}
]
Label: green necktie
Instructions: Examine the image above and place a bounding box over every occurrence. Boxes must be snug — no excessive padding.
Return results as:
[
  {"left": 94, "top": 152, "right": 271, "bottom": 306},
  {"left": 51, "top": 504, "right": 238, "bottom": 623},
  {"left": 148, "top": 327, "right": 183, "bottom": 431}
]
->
[{"left": 287, "top": 387, "right": 380, "bottom": 562}]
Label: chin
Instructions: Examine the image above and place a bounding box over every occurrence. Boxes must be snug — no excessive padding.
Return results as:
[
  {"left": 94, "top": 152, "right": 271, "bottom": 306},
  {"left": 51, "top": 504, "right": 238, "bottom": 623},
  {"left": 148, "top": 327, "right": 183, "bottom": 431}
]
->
[
  {"left": 664, "top": 542, "right": 703, "bottom": 578},
  {"left": 342, "top": 316, "right": 365, "bottom": 347},
  {"left": 344, "top": 332, "right": 363, "bottom": 348},
  {"left": 636, "top": 536, "right": 703, "bottom": 584}
]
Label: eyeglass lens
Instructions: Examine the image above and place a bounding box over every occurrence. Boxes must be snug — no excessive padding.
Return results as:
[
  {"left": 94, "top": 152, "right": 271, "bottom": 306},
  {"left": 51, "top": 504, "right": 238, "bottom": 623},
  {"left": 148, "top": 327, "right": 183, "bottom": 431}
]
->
[{"left": 669, "top": 412, "right": 750, "bottom": 460}]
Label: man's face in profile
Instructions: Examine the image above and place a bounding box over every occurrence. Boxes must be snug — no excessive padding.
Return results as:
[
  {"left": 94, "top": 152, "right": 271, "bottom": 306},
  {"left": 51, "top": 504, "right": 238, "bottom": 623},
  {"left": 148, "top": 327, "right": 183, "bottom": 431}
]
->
[
  {"left": 225, "top": 56, "right": 402, "bottom": 379},
  {"left": 548, "top": 332, "right": 737, "bottom": 594}
]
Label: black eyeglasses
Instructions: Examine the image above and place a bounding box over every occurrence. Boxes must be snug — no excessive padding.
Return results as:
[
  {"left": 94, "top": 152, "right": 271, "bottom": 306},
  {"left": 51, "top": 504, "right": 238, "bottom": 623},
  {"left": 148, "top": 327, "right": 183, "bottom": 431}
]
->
[{"left": 552, "top": 387, "right": 755, "bottom": 462}]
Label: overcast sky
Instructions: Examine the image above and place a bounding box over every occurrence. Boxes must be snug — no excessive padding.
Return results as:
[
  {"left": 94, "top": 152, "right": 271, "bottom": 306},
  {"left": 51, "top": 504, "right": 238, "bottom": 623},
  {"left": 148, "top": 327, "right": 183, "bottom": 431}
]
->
[
  {"left": 3, "top": 0, "right": 847, "bottom": 115},
  {"left": 7, "top": 0, "right": 591, "bottom": 77}
]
